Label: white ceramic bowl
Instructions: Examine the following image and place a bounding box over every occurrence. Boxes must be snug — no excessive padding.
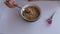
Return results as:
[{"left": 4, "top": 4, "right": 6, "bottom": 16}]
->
[{"left": 21, "top": 4, "right": 41, "bottom": 22}]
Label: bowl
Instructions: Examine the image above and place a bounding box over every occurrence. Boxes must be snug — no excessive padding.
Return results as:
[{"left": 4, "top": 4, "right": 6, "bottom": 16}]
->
[{"left": 21, "top": 4, "right": 41, "bottom": 22}]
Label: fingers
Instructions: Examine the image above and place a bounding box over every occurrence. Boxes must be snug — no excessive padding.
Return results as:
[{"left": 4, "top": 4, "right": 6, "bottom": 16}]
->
[{"left": 4, "top": 0, "right": 17, "bottom": 8}]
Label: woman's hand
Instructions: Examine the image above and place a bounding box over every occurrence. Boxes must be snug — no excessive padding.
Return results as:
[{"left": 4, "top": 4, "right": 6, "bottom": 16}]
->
[{"left": 4, "top": 0, "right": 17, "bottom": 8}]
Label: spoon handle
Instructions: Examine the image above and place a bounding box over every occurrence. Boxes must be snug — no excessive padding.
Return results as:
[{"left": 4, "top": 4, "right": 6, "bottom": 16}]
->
[
  {"left": 16, "top": 5, "right": 22, "bottom": 9},
  {"left": 47, "top": 11, "right": 56, "bottom": 24},
  {"left": 50, "top": 11, "right": 56, "bottom": 19}
]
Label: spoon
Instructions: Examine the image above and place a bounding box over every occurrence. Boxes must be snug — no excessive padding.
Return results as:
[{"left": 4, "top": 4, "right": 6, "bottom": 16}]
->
[{"left": 47, "top": 11, "right": 56, "bottom": 24}]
